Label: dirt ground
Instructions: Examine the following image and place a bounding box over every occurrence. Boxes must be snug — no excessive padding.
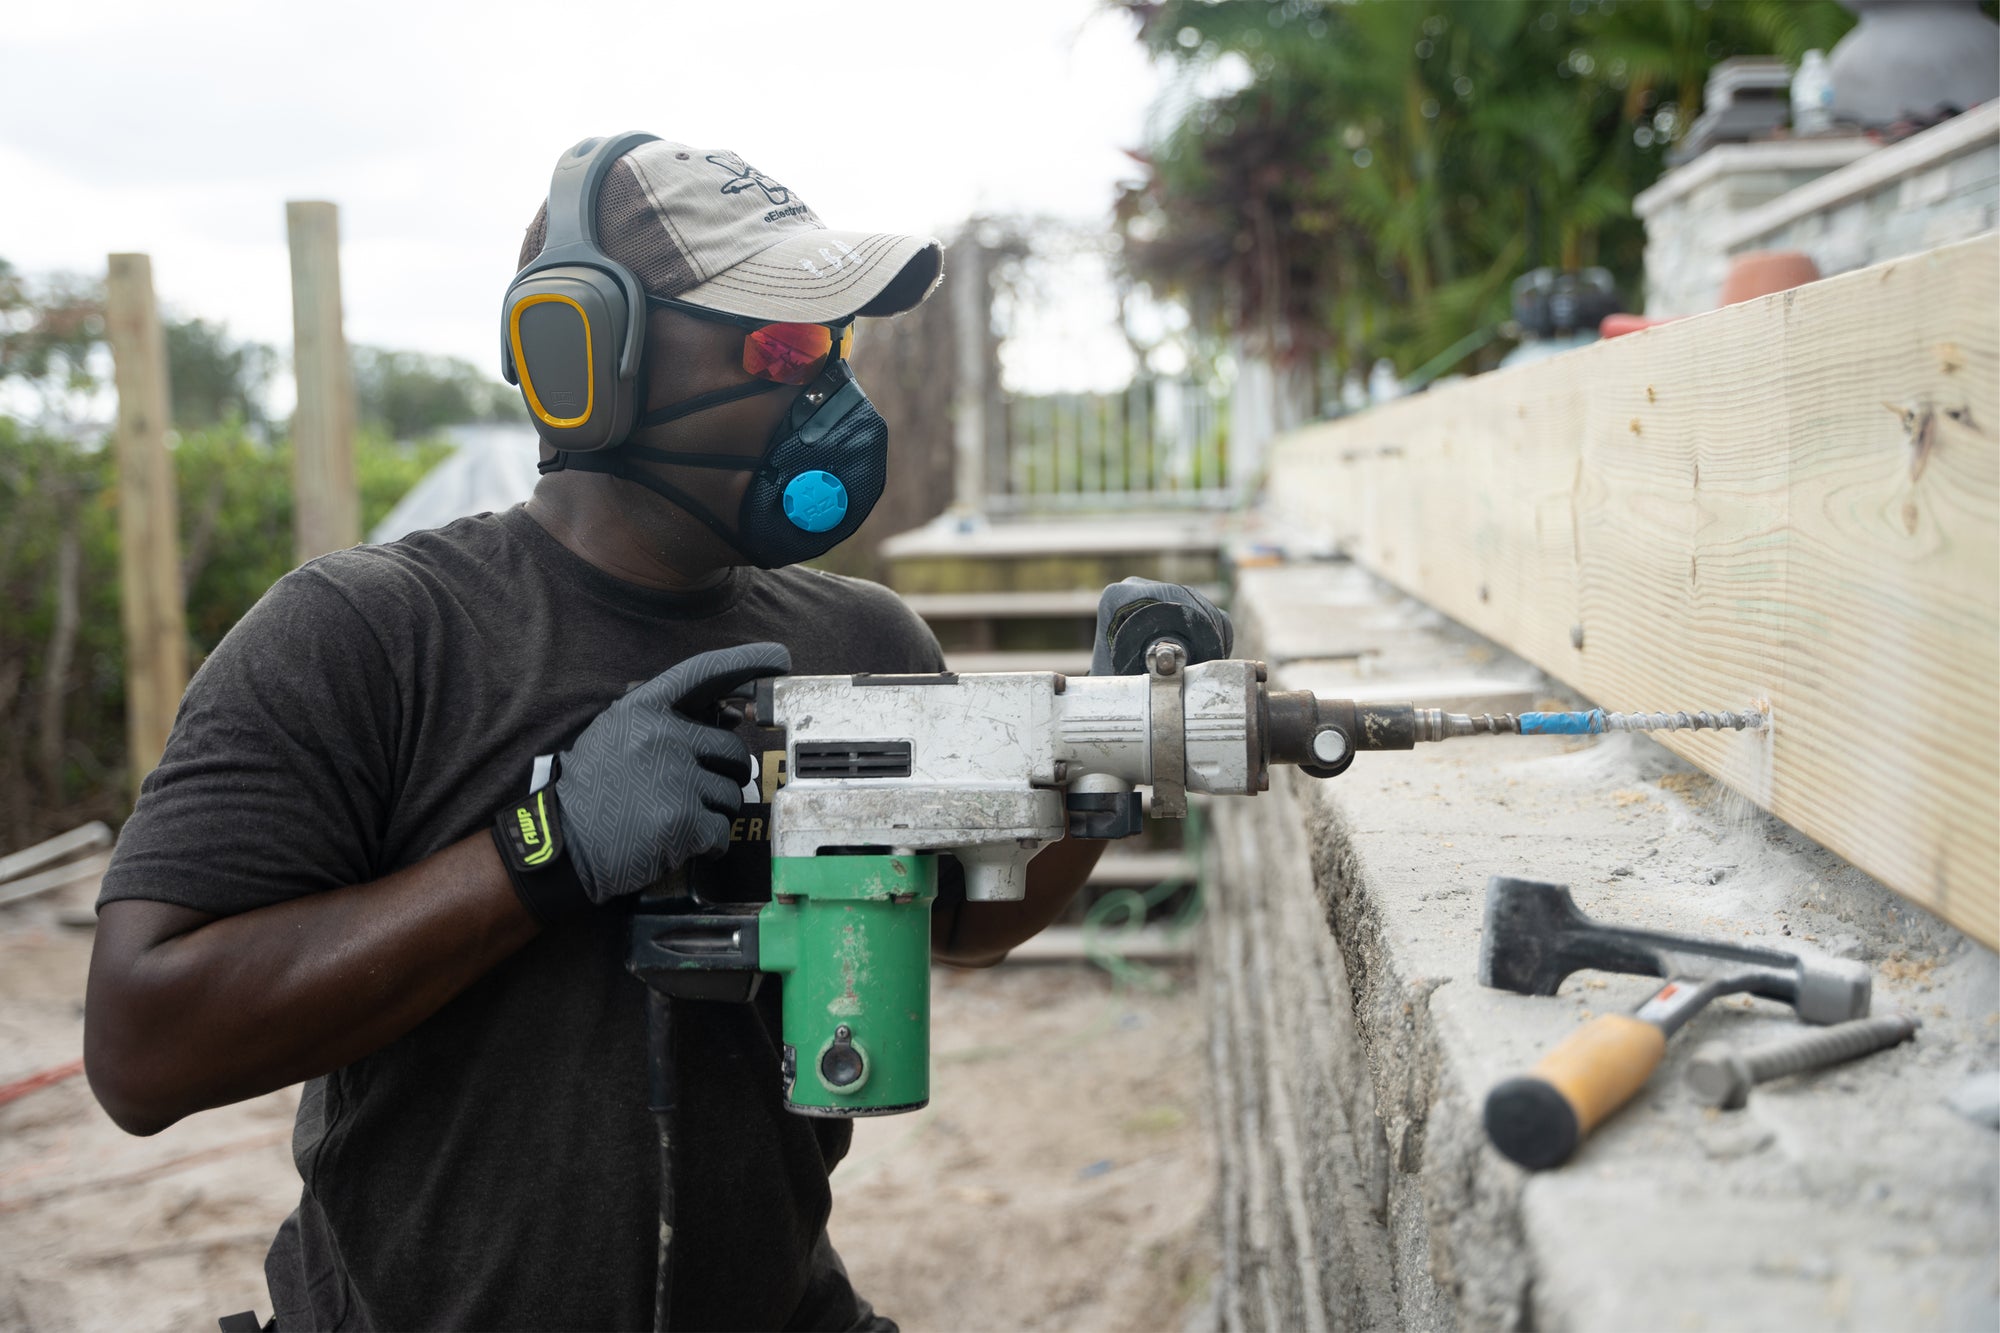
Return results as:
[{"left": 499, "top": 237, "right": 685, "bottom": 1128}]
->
[{"left": 0, "top": 873, "right": 1214, "bottom": 1333}]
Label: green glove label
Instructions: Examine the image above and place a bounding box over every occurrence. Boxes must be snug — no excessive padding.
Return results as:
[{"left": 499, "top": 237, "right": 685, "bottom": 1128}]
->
[{"left": 497, "top": 790, "right": 564, "bottom": 869}]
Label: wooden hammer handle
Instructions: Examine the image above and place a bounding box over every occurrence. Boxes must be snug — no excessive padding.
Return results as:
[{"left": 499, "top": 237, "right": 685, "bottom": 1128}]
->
[{"left": 1484, "top": 1015, "right": 1667, "bottom": 1170}]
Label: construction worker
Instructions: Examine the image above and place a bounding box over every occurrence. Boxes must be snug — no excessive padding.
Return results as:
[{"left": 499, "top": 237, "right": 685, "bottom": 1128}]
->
[{"left": 78, "top": 137, "right": 1204, "bottom": 1332}]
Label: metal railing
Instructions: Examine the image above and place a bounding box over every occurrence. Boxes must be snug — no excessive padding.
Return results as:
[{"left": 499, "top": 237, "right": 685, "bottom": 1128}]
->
[{"left": 988, "top": 378, "right": 1235, "bottom": 512}]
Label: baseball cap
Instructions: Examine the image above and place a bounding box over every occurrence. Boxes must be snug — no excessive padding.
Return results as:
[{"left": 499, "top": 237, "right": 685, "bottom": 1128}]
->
[{"left": 516, "top": 138, "right": 942, "bottom": 323}]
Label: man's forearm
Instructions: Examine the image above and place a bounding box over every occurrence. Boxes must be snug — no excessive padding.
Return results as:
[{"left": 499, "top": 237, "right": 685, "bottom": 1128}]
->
[
  {"left": 86, "top": 832, "right": 540, "bottom": 1135},
  {"left": 931, "top": 835, "right": 1107, "bottom": 967}
]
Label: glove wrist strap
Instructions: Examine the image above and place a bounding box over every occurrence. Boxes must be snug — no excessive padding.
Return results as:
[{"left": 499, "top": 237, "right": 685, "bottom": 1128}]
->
[{"left": 491, "top": 777, "right": 586, "bottom": 925}]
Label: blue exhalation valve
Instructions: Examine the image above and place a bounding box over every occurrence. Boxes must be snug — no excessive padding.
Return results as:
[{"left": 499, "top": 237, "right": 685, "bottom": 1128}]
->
[{"left": 783, "top": 471, "right": 849, "bottom": 533}]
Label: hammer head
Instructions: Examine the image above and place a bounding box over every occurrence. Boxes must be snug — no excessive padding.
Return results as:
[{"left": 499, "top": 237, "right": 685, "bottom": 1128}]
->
[
  {"left": 1478, "top": 876, "right": 1870, "bottom": 1024},
  {"left": 1479, "top": 877, "right": 1663, "bottom": 995}
]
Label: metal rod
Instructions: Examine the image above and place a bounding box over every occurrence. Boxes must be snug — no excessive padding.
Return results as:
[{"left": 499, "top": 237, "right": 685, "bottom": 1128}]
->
[{"left": 1413, "top": 707, "right": 1768, "bottom": 742}]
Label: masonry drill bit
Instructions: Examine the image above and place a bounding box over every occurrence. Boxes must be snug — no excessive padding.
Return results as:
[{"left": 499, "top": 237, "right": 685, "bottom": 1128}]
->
[{"left": 1412, "top": 706, "right": 1768, "bottom": 742}]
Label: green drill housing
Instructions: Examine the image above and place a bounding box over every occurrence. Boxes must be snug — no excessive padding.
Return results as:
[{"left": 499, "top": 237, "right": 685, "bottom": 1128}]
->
[{"left": 759, "top": 854, "right": 939, "bottom": 1116}]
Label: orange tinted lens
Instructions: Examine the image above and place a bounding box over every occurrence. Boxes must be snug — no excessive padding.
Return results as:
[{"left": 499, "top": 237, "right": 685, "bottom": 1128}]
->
[{"left": 743, "top": 323, "right": 834, "bottom": 384}]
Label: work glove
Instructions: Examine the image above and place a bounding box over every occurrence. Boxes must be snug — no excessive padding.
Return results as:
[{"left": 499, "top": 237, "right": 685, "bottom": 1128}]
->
[
  {"left": 1090, "top": 578, "right": 1234, "bottom": 676},
  {"left": 555, "top": 642, "right": 792, "bottom": 903}
]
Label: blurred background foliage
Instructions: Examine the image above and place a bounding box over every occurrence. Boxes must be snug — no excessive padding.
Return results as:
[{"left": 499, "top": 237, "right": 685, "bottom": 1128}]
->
[
  {"left": 1112, "top": 0, "right": 1858, "bottom": 389},
  {"left": 0, "top": 258, "right": 468, "bottom": 843}
]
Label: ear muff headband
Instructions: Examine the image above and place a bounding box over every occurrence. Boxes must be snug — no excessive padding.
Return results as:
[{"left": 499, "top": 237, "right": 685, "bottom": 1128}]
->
[{"left": 501, "top": 132, "right": 660, "bottom": 452}]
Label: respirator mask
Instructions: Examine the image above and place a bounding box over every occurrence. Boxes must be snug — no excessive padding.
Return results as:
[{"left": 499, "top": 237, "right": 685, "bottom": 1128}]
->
[{"left": 540, "top": 298, "right": 888, "bottom": 570}]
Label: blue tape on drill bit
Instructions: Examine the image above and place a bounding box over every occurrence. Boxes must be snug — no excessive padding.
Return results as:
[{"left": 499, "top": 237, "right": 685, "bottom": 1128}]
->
[{"left": 1516, "top": 709, "right": 1606, "bottom": 735}]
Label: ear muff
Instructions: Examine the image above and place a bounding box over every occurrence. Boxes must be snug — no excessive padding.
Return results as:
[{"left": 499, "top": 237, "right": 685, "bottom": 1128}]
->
[{"left": 501, "top": 132, "right": 660, "bottom": 453}]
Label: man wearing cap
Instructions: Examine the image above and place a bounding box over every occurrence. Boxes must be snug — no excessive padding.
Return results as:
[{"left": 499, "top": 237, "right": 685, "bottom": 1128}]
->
[{"left": 83, "top": 138, "right": 1119, "bottom": 1331}]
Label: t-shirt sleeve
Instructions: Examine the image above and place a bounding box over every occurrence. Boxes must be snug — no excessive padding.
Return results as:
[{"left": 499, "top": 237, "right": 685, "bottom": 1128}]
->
[{"left": 98, "top": 565, "right": 403, "bottom": 917}]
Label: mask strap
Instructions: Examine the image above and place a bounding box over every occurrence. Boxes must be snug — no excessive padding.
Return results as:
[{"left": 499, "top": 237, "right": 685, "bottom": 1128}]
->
[
  {"left": 537, "top": 449, "right": 755, "bottom": 561},
  {"left": 611, "top": 444, "right": 763, "bottom": 472},
  {"left": 635, "top": 378, "right": 783, "bottom": 430}
]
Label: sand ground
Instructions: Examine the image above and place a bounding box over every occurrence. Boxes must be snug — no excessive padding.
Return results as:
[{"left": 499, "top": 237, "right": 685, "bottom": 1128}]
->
[{"left": 0, "top": 872, "right": 1213, "bottom": 1332}]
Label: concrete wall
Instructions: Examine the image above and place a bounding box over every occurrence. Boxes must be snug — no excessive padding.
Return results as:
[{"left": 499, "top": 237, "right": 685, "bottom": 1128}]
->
[{"left": 1205, "top": 563, "right": 1999, "bottom": 1331}]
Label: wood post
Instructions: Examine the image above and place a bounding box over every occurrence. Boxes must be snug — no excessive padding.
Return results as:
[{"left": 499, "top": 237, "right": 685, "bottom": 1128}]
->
[
  {"left": 949, "top": 232, "right": 988, "bottom": 514},
  {"left": 104, "top": 254, "right": 190, "bottom": 796},
  {"left": 285, "top": 201, "right": 360, "bottom": 563}
]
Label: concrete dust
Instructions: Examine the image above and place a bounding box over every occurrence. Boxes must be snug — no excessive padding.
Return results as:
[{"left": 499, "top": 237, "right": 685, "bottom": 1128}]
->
[{"left": 0, "top": 874, "right": 1214, "bottom": 1333}]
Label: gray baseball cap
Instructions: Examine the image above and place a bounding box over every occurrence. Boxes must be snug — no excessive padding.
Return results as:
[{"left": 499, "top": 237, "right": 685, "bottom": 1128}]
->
[{"left": 516, "top": 138, "right": 942, "bottom": 322}]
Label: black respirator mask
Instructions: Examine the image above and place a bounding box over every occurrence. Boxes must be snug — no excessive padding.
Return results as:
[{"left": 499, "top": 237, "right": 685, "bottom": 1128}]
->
[{"left": 539, "top": 324, "right": 889, "bottom": 571}]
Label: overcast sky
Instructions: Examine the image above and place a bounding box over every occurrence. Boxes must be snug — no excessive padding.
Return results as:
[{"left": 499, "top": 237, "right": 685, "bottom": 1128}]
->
[{"left": 1, "top": 0, "right": 1163, "bottom": 396}]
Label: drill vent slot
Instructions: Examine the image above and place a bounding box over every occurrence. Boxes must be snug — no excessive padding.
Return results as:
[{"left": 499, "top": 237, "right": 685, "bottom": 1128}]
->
[{"left": 794, "top": 741, "right": 913, "bottom": 780}]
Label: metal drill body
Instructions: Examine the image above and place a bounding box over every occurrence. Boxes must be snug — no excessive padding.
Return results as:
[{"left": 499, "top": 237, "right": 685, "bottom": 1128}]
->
[{"left": 734, "top": 659, "right": 1766, "bottom": 1119}]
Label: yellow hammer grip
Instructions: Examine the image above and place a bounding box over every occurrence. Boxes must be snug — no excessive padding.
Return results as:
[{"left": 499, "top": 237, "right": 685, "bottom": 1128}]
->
[{"left": 1483, "top": 1015, "right": 1668, "bottom": 1170}]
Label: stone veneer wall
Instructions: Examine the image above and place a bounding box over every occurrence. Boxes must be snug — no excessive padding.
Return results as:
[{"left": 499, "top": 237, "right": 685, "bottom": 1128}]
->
[{"left": 1634, "top": 103, "right": 1999, "bottom": 316}]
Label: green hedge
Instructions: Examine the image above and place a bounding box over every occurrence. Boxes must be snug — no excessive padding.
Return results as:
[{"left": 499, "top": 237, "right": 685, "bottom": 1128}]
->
[{"left": 0, "top": 418, "right": 446, "bottom": 848}]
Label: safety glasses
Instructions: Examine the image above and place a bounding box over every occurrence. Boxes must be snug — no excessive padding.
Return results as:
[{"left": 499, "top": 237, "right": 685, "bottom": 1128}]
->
[{"left": 649, "top": 296, "right": 855, "bottom": 386}]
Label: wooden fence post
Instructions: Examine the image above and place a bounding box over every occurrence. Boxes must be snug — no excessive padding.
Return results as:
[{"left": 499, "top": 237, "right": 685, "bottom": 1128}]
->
[
  {"left": 104, "top": 254, "right": 190, "bottom": 797},
  {"left": 949, "top": 233, "right": 988, "bottom": 514},
  {"left": 286, "top": 201, "right": 360, "bottom": 563}
]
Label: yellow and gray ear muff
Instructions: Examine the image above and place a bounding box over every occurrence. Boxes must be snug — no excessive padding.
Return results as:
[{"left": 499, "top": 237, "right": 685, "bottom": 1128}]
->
[{"left": 500, "top": 132, "right": 659, "bottom": 452}]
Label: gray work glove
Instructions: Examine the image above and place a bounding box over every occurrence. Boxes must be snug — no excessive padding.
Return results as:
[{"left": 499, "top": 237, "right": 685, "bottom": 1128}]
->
[
  {"left": 556, "top": 642, "right": 791, "bottom": 903},
  {"left": 1090, "top": 578, "right": 1234, "bottom": 676}
]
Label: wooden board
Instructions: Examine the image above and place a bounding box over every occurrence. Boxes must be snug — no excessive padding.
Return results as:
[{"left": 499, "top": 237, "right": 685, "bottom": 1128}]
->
[
  {"left": 105, "top": 255, "right": 190, "bottom": 797},
  {"left": 903, "top": 589, "right": 1109, "bottom": 619},
  {"left": 1087, "top": 852, "right": 1199, "bottom": 888},
  {"left": 902, "top": 586, "right": 1223, "bottom": 620},
  {"left": 942, "top": 649, "right": 1094, "bottom": 676},
  {"left": 1267, "top": 236, "right": 1999, "bottom": 948},
  {"left": 0, "top": 822, "right": 112, "bottom": 885}
]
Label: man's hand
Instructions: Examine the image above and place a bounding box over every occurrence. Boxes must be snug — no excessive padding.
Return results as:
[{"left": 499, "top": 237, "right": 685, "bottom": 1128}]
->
[
  {"left": 557, "top": 642, "right": 791, "bottom": 902},
  {"left": 1090, "top": 577, "right": 1233, "bottom": 676}
]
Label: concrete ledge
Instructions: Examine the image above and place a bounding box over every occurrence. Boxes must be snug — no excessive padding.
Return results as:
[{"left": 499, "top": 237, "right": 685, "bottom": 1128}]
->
[
  {"left": 1206, "top": 562, "right": 1999, "bottom": 1331},
  {"left": 1635, "top": 139, "right": 1879, "bottom": 219}
]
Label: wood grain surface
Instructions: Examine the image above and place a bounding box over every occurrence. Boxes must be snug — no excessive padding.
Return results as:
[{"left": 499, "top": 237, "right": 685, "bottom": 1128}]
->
[{"left": 1267, "top": 236, "right": 1999, "bottom": 947}]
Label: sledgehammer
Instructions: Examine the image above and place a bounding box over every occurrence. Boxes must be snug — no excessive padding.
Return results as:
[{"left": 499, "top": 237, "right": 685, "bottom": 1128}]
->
[{"left": 1477, "top": 877, "right": 1871, "bottom": 1170}]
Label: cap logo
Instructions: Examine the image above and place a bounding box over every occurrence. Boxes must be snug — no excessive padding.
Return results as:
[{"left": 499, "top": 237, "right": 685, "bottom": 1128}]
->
[
  {"left": 798, "top": 238, "right": 858, "bottom": 278},
  {"left": 706, "top": 151, "right": 791, "bottom": 206}
]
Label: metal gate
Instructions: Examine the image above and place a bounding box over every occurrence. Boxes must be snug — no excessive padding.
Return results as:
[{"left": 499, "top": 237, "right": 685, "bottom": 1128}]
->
[{"left": 988, "top": 377, "right": 1233, "bottom": 512}]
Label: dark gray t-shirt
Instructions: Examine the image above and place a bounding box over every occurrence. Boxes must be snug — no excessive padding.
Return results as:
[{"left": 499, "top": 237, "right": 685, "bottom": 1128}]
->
[{"left": 99, "top": 506, "right": 944, "bottom": 1331}]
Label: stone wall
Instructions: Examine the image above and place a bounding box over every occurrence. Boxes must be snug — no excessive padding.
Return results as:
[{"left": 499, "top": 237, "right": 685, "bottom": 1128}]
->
[
  {"left": 1633, "top": 140, "right": 1873, "bottom": 316},
  {"left": 1634, "top": 103, "right": 1999, "bottom": 315}
]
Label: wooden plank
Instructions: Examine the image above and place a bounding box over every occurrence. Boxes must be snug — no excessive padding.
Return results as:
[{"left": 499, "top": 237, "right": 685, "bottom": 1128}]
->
[
  {"left": 0, "top": 822, "right": 112, "bottom": 886},
  {"left": 286, "top": 201, "right": 360, "bottom": 564},
  {"left": 880, "top": 512, "right": 1231, "bottom": 561},
  {"left": 1088, "top": 851, "right": 1199, "bottom": 888},
  {"left": 904, "top": 589, "right": 1105, "bottom": 619},
  {"left": 104, "top": 254, "right": 190, "bottom": 798},
  {"left": 903, "top": 586, "right": 1226, "bottom": 621},
  {"left": 943, "top": 649, "right": 1094, "bottom": 676},
  {"left": 1003, "top": 926, "right": 1193, "bottom": 964},
  {"left": 0, "top": 852, "right": 111, "bottom": 909},
  {"left": 1266, "top": 236, "right": 2000, "bottom": 948}
]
